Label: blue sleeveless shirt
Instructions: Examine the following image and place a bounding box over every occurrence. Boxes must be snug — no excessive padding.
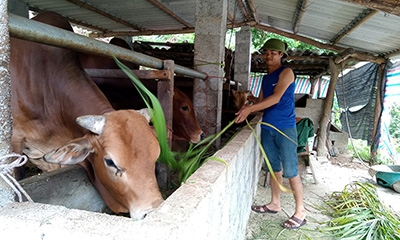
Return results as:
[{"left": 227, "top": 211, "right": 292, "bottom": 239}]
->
[{"left": 261, "top": 66, "right": 296, "bottom": 130}]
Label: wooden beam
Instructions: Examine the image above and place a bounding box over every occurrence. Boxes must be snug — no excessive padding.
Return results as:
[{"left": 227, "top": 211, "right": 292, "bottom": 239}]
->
[
  {"left": 385, "top": 48, "right": 400, "bottom": 59},
  {"left": 89, "top": 27, "right": 195, "bottom": 38},
  {"left": 89, "top": 21, "right": 252, "bottom": 38},
  {"left": 313, "top": 70, "right": 330, "bottom": 79},
  {"left": 247, "top": 0, "right": 259, "bottom": 23},
  {"left": 292, "top": 0, "right": 309, "bottom": 34},
  {"left": 253, "top": 54, "right": 330, "bottom": 62},
  {"left": 285, "top": 64, "right": 328, "bottom": 70},
  {"left": 331, "top": 9, "right": 378, "bottom": 44},
  {"left": 66, "top": 0, "right": 145, "bottom": 31},
  {"left": 334, "top": 48, "right": 356, "bottom": 64},
  {"left": 341, "top": 0, "right": 400, "bottom": 17},
  {"left": 148, "top": 0, "right": 192, "bottom": 28},
  {"left": 236, "top": 0, "right": 251, "bottom": 21},
  {"left": 253, "top": 23, "right": 386, "bottom": 64},
  {"left": 227, "top": 12, "right": 234, "bottom": 23}
]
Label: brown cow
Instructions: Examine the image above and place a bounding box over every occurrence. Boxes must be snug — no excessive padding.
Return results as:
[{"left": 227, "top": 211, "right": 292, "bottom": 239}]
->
[
  {"left": 80, "top": 38, "right": 204, "bottom": 144},
  {"left": 231, "top": 89, "right": 257, "bottom": 110},
  {"left": 10, "top": 12, "right": 163, "bottom": 220}
]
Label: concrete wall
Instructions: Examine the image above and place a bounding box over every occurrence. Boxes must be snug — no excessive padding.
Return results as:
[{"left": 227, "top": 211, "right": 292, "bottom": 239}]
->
[
  {"left": 295, "top": 98, "right": 324, "bottom": 130},
  {"left": 330, "top": 131, "right": 349, "bottom": 155},
  {"left": 296, "top": 98, "right": 348, "bottom": 155},
  {"left": 0, "top": 114, "right": 263, "bottom": 240}
]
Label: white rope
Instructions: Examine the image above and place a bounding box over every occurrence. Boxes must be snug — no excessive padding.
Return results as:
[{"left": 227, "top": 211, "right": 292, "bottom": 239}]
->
[{"left": 0, "top": 153, "right": 33, "bottom": 202}]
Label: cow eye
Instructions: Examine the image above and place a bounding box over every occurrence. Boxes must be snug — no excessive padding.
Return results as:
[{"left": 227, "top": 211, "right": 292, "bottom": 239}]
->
[
  {"left": 181, "top": 106, "right": 189, "bottom": 111},
  {"left": 105, "top": 158, "right": 125, "bottom": 177},
  {"left": 105, "top": 158, "right": 117, "bottom": 168}
]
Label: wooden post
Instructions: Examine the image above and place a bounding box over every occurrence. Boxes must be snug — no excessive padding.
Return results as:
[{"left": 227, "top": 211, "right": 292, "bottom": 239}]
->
[
  {"left": 316, "top": 58, "right": 340, "bottom": 156},
  {"left": 370, "top": 62, "right": 386, "bottom": 162},
  {"left": 157, "top": 60, "right": 174, "bottom": 146},
  {"left": 309, "top": 76, "right": 317, "bottom": 97}
]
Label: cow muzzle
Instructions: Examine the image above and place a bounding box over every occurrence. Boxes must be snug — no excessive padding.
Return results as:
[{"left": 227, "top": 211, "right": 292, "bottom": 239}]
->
[{"left": 129, "top": 198, "right": 164, "bottom": 220}]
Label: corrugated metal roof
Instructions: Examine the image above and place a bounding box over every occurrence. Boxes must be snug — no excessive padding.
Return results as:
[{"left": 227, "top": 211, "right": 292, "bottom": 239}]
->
[{"left": 17, "top": 0, "right": 400, "bottom": 59}]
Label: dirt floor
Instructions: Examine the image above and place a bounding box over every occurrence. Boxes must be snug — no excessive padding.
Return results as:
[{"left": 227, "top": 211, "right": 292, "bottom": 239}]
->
[{"left": 245, "top": 153, "right": 400, "bottom": 240}]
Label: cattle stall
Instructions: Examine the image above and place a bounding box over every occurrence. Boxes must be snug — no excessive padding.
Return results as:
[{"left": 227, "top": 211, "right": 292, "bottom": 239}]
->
[
  {"left": 0, "top": 10, "right": 262, "bottom": 240},
  {"left": 1, "top": 114, "right": 262, "bottom": 239},
  {"left": 7, "top": 13, "right": 208, "bottom": 146},
  {"left": 84, "top": 62, "right": 176, "bottom": 145}
]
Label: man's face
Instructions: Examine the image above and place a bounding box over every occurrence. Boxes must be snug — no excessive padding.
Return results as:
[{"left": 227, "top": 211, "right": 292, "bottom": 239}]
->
[{"left": 263, "top": 50, "right": 283, "bottom": 65}]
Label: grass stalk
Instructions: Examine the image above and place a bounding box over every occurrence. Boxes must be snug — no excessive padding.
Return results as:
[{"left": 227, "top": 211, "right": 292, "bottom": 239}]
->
[{"left": 318, "top": 181, "right": 400, "bottom": 239}]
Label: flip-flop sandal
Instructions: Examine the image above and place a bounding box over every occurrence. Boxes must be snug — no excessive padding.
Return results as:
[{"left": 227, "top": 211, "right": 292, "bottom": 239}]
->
[
  {"left": 251, "top": 205, "right": 278, "bottom": 214},
  {"left": 282, "top": 215, "right": 307, "bottom": 229}
]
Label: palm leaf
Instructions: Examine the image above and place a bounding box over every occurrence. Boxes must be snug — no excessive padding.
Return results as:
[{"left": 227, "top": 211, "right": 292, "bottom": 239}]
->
[{"left": 114, "top": 57, "right": 177, "bottom": 170}]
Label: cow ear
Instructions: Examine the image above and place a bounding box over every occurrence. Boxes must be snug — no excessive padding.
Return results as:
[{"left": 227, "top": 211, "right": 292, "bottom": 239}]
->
[
  {"left": 76, "top": 115, "right": 106, "bottom": 135},
  {"left": 136, "top": 108, "right": 151, "bottom": 123},
  {"left": 43, "top": 138, "right": 94, "bottom": 165}
]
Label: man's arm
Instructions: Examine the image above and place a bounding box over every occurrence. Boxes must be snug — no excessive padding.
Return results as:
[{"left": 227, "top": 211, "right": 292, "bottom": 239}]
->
[{"left": 235, "top": 68, "right": 295, "bottom": 123}]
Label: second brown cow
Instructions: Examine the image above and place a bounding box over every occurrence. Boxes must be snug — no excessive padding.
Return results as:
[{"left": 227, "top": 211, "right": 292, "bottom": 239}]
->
[{"left": 79, "top": 38, "right": 204, "bottom": 144}]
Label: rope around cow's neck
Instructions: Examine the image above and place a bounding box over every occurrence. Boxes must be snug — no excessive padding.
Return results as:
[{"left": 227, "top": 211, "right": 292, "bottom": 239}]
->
[{"left": 0, "top": 153, "right": 33, "bottom": 202}]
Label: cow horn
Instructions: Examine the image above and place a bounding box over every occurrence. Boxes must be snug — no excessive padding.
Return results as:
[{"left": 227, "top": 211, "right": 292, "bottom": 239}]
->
[
  {"left": 136, "top": 108, "right": 152, "bottom": 123},
  {"left": 76, "top": 115, "right": 106, "bottom": 135}
]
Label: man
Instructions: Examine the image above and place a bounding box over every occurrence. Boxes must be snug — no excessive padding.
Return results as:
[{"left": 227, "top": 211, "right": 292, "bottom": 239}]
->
[{"left": 235, "top": 39, "right": 306, "bottom": 229}]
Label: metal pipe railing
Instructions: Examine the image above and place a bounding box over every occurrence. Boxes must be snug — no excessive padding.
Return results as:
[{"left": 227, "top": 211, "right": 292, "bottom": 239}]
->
[{"left": 8, "top": 13, "right": 208, "bottom": 80}]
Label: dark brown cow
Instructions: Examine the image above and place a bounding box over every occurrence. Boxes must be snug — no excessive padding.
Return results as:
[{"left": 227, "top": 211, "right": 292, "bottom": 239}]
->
[
  {"left": 80, "top": 38, "right": 204, "bottom": 143},
  {"left": 10, "top": 12, "right": 163, "bottom": 220}
]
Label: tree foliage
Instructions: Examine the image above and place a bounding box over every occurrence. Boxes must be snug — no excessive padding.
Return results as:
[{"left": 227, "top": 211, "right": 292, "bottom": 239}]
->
[
  {"left": 132, "top": 27, "right": 330, "bottom": 54},
  {"left": 132, "top": 33, "right": 195, "bottom": 44},
  {"left": 250, "top": 28, "right": 331, "bottom": 53}
]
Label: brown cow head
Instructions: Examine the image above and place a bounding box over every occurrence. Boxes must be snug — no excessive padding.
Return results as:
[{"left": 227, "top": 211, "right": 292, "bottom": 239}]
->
[
  {"left": 231, "top": 90, "right": 253, "bottom": 110},
  {"left": 43, "top": 109, "right": 163, "bottom": 220},
  {"left": 172, "top": 88, "right": 204, "bottom": 143}
]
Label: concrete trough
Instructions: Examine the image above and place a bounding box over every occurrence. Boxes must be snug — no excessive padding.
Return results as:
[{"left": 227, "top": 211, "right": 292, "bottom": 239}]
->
[{"left": 0, "top": 114, "right": 262, "bottom": 240}]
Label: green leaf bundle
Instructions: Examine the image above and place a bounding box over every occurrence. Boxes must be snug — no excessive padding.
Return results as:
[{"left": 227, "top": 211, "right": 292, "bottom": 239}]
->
[
  {"left": 319, "top": 181, "right": 400, "bottom": 240},
  {"left": 114, "top": 58, "right": 177, "bottom": 171},
  {"left": 114, "top": 58, "right": 228, "bottom": 184}
]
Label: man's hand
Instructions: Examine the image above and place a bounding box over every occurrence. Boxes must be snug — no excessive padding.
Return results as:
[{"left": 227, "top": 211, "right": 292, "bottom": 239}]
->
[{"left": 235, "top": 105, "right": 252, "bottom": 123}]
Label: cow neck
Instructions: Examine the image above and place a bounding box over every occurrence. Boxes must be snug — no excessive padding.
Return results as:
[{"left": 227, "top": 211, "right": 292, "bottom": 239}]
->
[{"left": 51, "top": 55, "right": 115, "bottom": 117}]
